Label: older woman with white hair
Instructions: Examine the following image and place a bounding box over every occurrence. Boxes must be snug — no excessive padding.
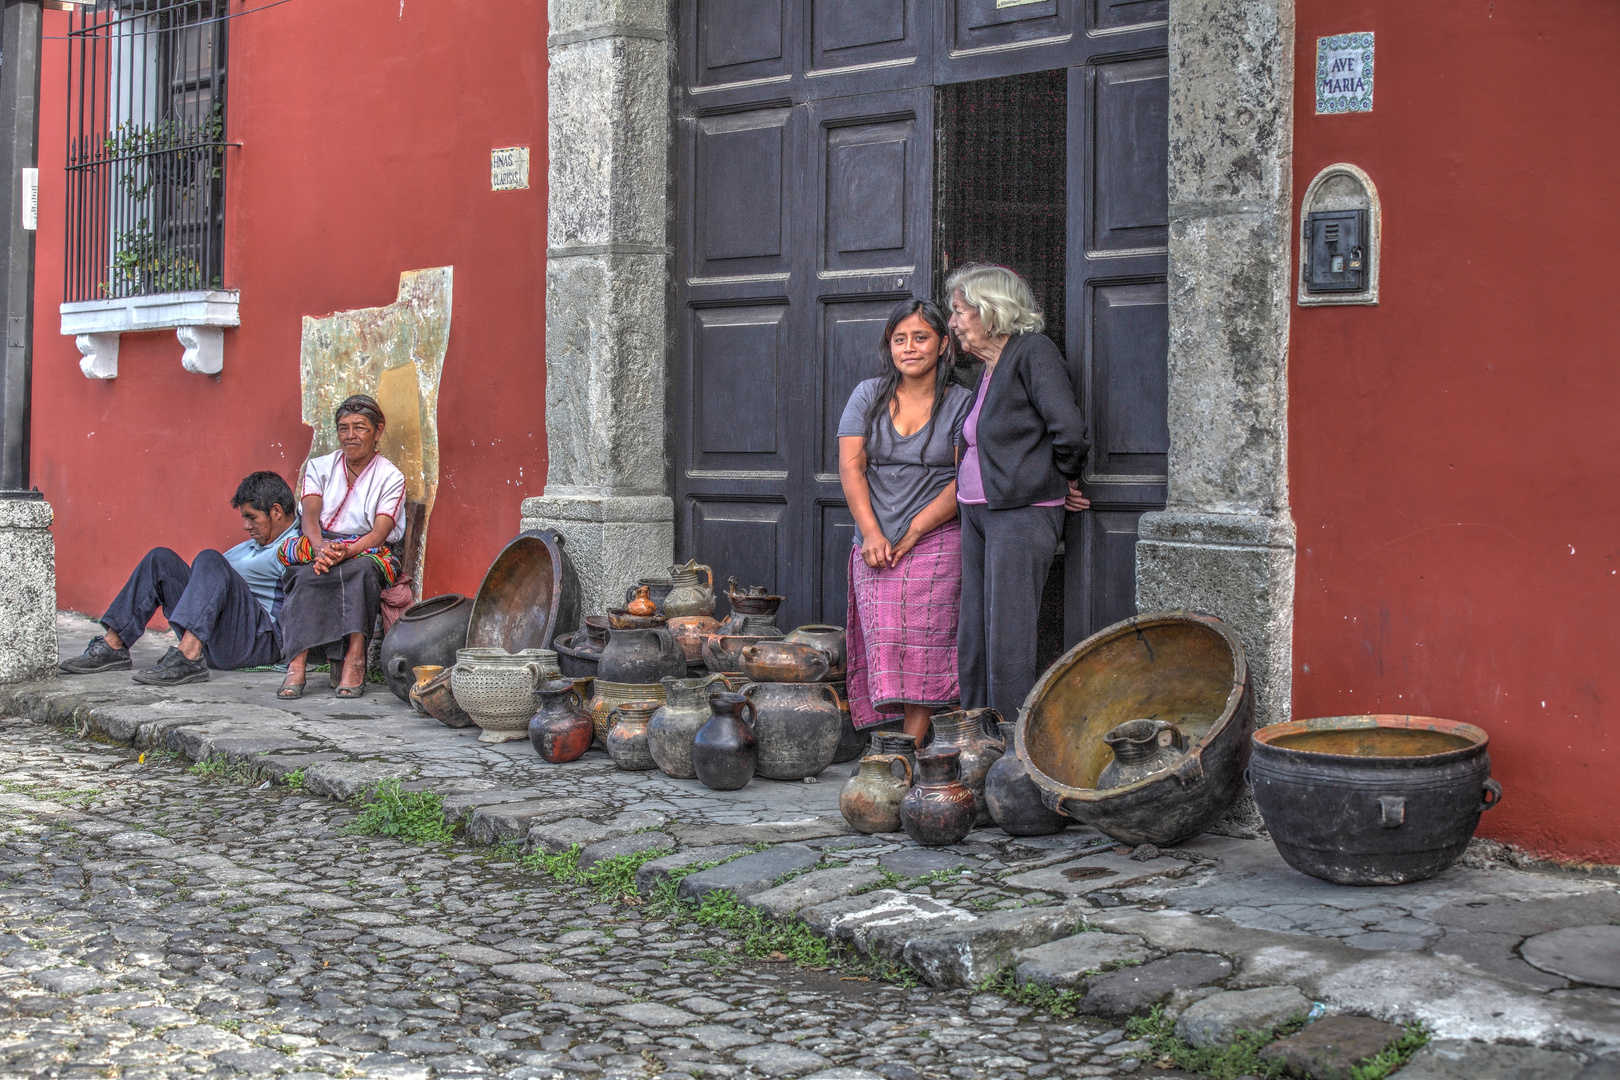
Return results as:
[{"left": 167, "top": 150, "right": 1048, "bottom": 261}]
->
[{"left": 946, "top": 263, "right": 1091, "bottom": 718}]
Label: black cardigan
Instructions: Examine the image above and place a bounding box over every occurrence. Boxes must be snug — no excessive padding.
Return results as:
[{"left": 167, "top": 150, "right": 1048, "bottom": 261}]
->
[{"left": 972, "top": 332, "right": 1091, "bottom": 510}]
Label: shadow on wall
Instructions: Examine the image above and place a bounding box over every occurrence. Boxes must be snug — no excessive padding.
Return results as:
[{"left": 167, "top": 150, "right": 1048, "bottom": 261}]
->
[{"left": 298, "top": 267, "right": 453, "bottom": 595}]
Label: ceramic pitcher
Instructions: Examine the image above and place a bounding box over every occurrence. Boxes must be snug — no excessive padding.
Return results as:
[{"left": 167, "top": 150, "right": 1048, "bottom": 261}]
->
[
  {"left": 649, "top": 673, "right": 724, "bottom": 779},
  {"left": 663, "top": 560, "right": 716, "bottom": 618}
]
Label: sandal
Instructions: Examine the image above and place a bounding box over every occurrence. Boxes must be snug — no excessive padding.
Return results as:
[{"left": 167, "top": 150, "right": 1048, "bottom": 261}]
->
[
  {"left": 335, "top": 681, "right": 365, "bottom": 699},
  {"left": 276, "top": 675, "right": 306, "bottom": 700}
]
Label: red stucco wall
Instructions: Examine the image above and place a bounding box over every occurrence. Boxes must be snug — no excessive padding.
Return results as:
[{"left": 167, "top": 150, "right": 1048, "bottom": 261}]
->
[
  {"left": 33, "top": 1, "right": 548, "bottom": 613},
  {"left": 1290, "top": 2, "right": 1620, "bottom": 861}
]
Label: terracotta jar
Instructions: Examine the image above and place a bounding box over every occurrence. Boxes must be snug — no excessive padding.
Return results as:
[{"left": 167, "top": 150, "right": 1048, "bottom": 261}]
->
[
  {"left": 529, "top": 678, "right": 594, "bottom": 764},
  {"left": 408, "top": 665, "right": 443, "bottom": 717},
  {"left": 606, "top": 700, "right": 660, "bottom": 771},
  {"left": 984, "top": 720, "right": 1070, "bottom": 836},
  {"left": 589, "top": 679, "right": 668, "bottom": 743},
  {"left": 667, "top": 615, "right": 721, "bottom": 665},
  {"left": 739, "top": 640, "right": 829, "bottom": 683},
  {"left": 693, "top": 691, "right": 759, "bottom": 791},
  {"left": 900, "top": 748, "right": 977, "bottom": 847},
  {"left": 1097, "top": 719, "right": 1188, "bottom": 791},
  {"left": 783, "top": 624, "right": 846, "bottom": 680},
  {"left": 742, "top": 680, "right": 844, "bottom": 780},
  {"left": 927, "top": 708, "right": 1007, "bottom": 824},
  {"left": 663, "top": 560, "right": 716, "bottom": 618},
  {"left": 624, "top": 577, "right": 674, "bottom": 615},
  {"left": 648, "top": 673, "right": 724, "bottom": 779},
  {"left": 840, "top": 753, "right": 913, "bottom": 834},
  {"left": 626, "top": 585, "right": 658, "bottom": 617}
]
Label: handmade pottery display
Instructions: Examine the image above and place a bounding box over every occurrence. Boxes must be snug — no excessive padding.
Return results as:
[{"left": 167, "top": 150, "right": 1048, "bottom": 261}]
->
[
  {"left": 466, "top": 529, "right": 580, "bottom": 654},
  {"left": 588, "top": 679, "right": 668, "bottom": 743},
  {"left": 738, "top": 640, "right": 829, "bottom": 683},
  {"left": 782, "top": 624, "right": 846, "bottom": 680},
  {"left": 927, "top": 708, "right": 1006, "bottom": 824},
  {"left": 408, "top": 664, "right": 442, "bottom": 716},
  {"left": 703, "top": 633, "right": 781, "bottom": 674},
  {"left": 1097, "top": 719, "right": 1188, "bottom": 791},
  {"left": 529, "top": 678, "right": 594, "bottom": 764},
  {"left": 663, "top": 560, "right": 716, "bottom": 618},
  {"left": 741, "top": 680, "right": 843, "bottom": 780},
  {"left": 1250, "top": 715, "right": 1502, "bottom": 885},
  {"left": 451, "top": 650, "right": 550, "bottom": 743},
  {"left": 624, "top": 577, "right": 674, "bottom": 615},
  {"left": 840, "top": 753, "right": 913, "bottom": 834},
  {"left": 984, "top": 720, "right": 1069, "bottom": 836},
  {"left": 606, "top": 701, "right": 660, "bottom": 771},
  {"left": 626, "top": 585, "right": 658, "bottom": 618},
  {"left": 667, "top": 615, "right": 721, "bottom": 666},
  {"left": 692, "top": 691, "right": 759, "bottom": 791},
  {"left": 648, "top": 673, "right": 725, "bottom": 779},
  {"left": 1018, "top": 611, "right": 1254, "bottom": 847},
  {"left": 900, "top": 748, "right": 976, "bottom": 847},
  {"left": 598, "top": 625, "right": 686, "bottom": 684},
  {"left": 382, "top": 593, "right": 471, "bottom": 702},
  {"left": 416, "top": 667, "right": 473, "bottom": 728}
]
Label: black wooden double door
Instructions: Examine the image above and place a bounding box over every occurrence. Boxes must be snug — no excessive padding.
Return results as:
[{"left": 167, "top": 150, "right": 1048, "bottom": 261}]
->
[{"left": 672, "top": 0, "right": 1170, "bottom": 643}]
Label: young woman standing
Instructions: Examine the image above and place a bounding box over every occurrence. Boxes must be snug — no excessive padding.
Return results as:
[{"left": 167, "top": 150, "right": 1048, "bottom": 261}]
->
[{"left": 837, "top": 299, "right": 975, "bottom": 743}]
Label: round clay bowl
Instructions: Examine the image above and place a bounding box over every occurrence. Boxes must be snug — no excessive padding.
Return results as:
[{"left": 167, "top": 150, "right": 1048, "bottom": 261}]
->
[
  {"left": 467, "top": 529, "right": 580, "bottom": 654},
  {"left": 608, "top": 608, "right": 668, "bottom": 630}
]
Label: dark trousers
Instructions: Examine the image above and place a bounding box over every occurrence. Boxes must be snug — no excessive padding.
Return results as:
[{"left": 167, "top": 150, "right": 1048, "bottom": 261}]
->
[
  {"left": 102, "top": 547, "right": 281, "bottom": 670},
  {"left": 957, "top": 501, "right": 1065, "bottom": 718}
]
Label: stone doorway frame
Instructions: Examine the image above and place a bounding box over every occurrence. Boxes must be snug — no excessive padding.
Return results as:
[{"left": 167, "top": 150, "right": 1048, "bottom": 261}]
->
[{"left": 525, "top": 1, "right": 1298, "bottom": 727}]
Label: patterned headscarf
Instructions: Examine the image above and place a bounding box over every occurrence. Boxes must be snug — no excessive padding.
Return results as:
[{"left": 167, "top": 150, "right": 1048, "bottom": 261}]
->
[{"left": 334, "top": 394, "right": 386, "bottom": 429}]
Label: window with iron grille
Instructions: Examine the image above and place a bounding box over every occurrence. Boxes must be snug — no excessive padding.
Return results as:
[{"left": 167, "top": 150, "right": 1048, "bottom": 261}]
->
[{"left": 64, "top": 1, "right": 228, "bottom": 303}]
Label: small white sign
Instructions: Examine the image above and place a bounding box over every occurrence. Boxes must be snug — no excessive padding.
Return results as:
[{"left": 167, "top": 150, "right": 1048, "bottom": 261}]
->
[
  {"left": 20, "top": 168, "right": 37, "bottom": 231},
  {"left": 490, "top": 147, "right": 530, "bottom": 191},
  {"left": 1316, "top": 33, "right": 1374, "bottom": 114}
]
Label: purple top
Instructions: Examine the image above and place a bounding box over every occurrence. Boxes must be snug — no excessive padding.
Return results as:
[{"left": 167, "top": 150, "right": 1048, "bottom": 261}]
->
[{"left": 958, "top": 370, "right": 1066, "bottom": 507}]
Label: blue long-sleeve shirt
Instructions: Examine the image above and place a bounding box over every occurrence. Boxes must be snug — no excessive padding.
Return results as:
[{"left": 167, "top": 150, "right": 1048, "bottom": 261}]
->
[{"left": 222, "top": 526, "right": 300, "bottom": 621}]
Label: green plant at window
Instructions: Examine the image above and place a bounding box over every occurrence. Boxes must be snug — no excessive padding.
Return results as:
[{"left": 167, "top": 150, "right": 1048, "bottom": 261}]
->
[{"left": 100, "top": 106, "right": 224, "bottom": 298}]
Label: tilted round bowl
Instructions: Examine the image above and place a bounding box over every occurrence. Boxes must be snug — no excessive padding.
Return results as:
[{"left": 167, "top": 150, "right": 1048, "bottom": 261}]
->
[
  {"left": 1015, "top": 611, "right": 1253, "bottom": 847},
  {"left": 1250, "top": 715, "right": 1501, "bottom": 885},
  {"left": 467, "top": 529, "right": 581, "bottom": 654}
]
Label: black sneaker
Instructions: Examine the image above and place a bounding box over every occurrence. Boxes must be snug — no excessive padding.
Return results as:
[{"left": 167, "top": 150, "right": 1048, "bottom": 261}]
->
[
  {"left": 132, "top": 646, "right": 210, "bottom": 686},
  {"left": 59, "top": 635, "right": 132, "bottom": 674}
]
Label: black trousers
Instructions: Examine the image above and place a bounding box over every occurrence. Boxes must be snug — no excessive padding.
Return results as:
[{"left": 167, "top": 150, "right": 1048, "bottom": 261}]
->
[
  {"left": 278, "top": 558, "right": 384, "bottom": 663},
  {"left": 957, "top": 501, "right": 1065, "bottom": 718},
  {"left": 101, "top": 547, "right": 281, "bottom": 670}
]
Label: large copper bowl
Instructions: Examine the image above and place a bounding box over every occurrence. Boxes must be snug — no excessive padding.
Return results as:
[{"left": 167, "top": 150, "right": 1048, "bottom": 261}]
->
[
  {"left": 466, "top": 529, "right": 581, "bottom": 654},
  {"left": 1015, "top": 611, "right": 1253, "bottom": 847}
]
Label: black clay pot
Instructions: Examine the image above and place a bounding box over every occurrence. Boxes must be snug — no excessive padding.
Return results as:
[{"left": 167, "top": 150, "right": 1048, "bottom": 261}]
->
[
  {"left": 829, "top": 682, "right": 864, "bottom": 764},
  {"left": 597, "top": 626, "right": 686, "bottom": 684},
  {"left": 1250, "top": 715, "right": 1503, "bottom": 885},
  {"left": 553, "top": 629, "right": 601, "bottom": 679},
  {"left": 984, "top": 721, "right": 1069, "bottom": 836},
  {"left": 900, "top": 748, "right": 977, "bottom": 847},
  {"left": 380, "top": 593, "right": 471, "bottom": 702},
  {"left": 693, "top": 691, "right": 759, "bottom": 792}
]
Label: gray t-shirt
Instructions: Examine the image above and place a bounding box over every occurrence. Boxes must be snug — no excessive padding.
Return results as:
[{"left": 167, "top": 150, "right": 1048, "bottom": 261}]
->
[{"left": 837, "top": 379, "right": 974, "bottom": 546}]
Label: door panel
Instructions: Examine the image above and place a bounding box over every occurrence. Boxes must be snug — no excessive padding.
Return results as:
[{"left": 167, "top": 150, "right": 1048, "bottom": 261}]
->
[
  {"left": 692, "top": 306, "right": 788, "bottom": 465},
  {"left": 693, "top": 110, "right": 794, "bottom": 277},
  {"left": 819, "top": 300, "right": 895, "bottom": 475},
  {"left": 695, "top": 0, "right": 792, "bottom": 88},
  {"left": 817, "top": 502, "right": 857, "bottom": 627},
  {"left": 1091, "top": 58, "right": 1170, "bottom": 253},
  {"left": 1092, "top": 0, "right": 1168, "bottom": 31},
  {"left": 811, "top": 0, "right": 913, "bottom": 68},
  {"left": 1088, "top": 281, "right": 1169, "bottom": 478},
  {"left": 935, "top": 0, "right": 1080, "bottom": 83},
  {"left": 691, "top": 500, "right": 788, "bottom": 601}
]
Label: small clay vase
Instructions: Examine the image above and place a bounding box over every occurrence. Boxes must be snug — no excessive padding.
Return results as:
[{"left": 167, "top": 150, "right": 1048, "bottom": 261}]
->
[
  {"left": 1097, "top": 719, "right": 1187, "bottom": 791},
  {"left": 529, "top": 678, "right": 594, "bottom": 764},
  {"left": 649, "top": 673, "right": 724, "bottom": 779},
  {"left": 606, "top": 700, "right": 660, "bottom": 771},
  {"left": 692, "top": 690, "right": 759, "bottom": 791},
  {"left": 667, "top": 615, "right": 721, "bottom": 665},
  {"left": 840, "top": 753, "right": 913, "bottom": 834},
  {"left": 900, "top": 747, "right": 977, "bottom": 847},
  {"left": 409, "top": 664, "right": 443, "bottom": 717},
  {"left": 984, "top": 720, "right": 1069, "bottom": 836},
  {"left": 927, "top": 708, "right": 1007, "bottom": 824},
  {"left": 626, "top": 585, "right": 658, "bottom": 618}
]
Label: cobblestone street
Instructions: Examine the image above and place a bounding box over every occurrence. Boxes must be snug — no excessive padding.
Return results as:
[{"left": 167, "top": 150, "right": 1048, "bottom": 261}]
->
[{"left": 0, "top": 720, "right": 1129, "bottom": 1080}]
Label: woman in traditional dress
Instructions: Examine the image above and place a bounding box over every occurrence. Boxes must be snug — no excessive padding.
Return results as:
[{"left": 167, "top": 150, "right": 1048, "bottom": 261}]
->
[
  {"left": 947, "top": 263, "right": 1091, "bottom": 718},
  {"left": 837, "top": 298, "right": 975, "bottom": 742},
  {"left": 275, "top": 394, "right": 407, "bottom": 699}
]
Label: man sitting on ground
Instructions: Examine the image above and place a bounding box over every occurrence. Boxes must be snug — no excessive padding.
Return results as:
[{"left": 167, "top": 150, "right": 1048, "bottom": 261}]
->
[{"left": 59, "top": 471, "right": 301, "bottom": 686}]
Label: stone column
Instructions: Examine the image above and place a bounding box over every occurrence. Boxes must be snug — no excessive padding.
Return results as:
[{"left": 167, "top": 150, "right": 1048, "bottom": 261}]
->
[
  {"left": 1136, "top": 0, "right": 1297, "bottom": 728},
  {"left": 0, "top": 498, "right": 57, "bottom": 682},
  {"left": 520, "top": 1, "right": 674, "bottom": 618}
]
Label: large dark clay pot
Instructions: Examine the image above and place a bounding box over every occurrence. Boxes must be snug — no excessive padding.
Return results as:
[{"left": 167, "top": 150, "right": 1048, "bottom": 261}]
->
[
  {"left": 829, "top": 682, "right": 864, "bottom": 764},
  {"left": 381, "top": 593, "right": 471, "bottom": 702},
  {"left": 649, "top": 673, "right": 725, "bottom": 779},
  {"left": 1250, "top": 715, "right": 1503, "bottom": 885},
  {"left": 927, "top": 708, "right": 1006, "bottom": 824},
  {"left": 900, "top": 748, "right": 976, "bottom": 847},
  {"left": 742, "top": 681, "right": 843, "bottom": 780},
  {"left": 841, "top": 753, "right": 913, "bottom": 834},
  {"left": 529, "top": 679, "right": 594, "bottom": 764},
  {"left": 693, "top": 691, "right": 759, "bottom": 791},
  {"left": 984, "top": 721, "right": 1069, "bottom": 836},
  {"left": 605, "top": 701, "right": 660, "bottom": 771},
  {"left": 598, "top": 626, "right": 686, "bottom": 684}
]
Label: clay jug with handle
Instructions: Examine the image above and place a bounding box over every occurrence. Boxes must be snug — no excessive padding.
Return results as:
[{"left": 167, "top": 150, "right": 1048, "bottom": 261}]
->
[
  {"left": 663, "top": 560, "right": 716, "bottom": 618},
  {"left": 693, "top": 691, "right": 758, "bottom": 791}
]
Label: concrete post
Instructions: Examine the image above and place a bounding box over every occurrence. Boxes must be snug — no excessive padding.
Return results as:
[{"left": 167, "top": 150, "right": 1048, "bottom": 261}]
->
[
  {"left": 1136, "top": 0, "right": 1297, "bottom": 728},
  {"left": 520, "top": 1, "right": 675, "bottom": 619},
  {"left": 0, "top": 497, "right": 56, "bottom": 682}
]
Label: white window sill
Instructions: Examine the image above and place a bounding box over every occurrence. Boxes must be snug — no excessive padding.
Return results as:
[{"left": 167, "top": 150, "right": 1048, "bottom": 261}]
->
[{"left": 60, "top": 290, "right": 240, "bottom": 379}]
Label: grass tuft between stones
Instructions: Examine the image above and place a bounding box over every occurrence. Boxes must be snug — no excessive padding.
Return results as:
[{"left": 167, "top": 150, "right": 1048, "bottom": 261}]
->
[
  {"left": 1125, "top": 1005, "right": 1428, "bottom": 1080},
  {"left": 343, "top": 779, "right": 455, "bottom": 843}
]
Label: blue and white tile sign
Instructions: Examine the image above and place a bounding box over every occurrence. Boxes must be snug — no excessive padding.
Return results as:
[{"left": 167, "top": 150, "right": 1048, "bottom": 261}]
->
[{"left": 1316, "top": 32, "right": 1374, "bottom": 114}]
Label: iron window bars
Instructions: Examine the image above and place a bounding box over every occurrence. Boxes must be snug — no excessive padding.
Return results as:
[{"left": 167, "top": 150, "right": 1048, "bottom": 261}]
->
[{"left": 64, "top": 0, "right": 228, "bottom": 303}]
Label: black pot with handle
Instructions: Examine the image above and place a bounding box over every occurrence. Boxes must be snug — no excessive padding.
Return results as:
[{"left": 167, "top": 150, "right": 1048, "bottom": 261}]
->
[{"left": 380, "top": 593, "right": 471, "bottom": 702}]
